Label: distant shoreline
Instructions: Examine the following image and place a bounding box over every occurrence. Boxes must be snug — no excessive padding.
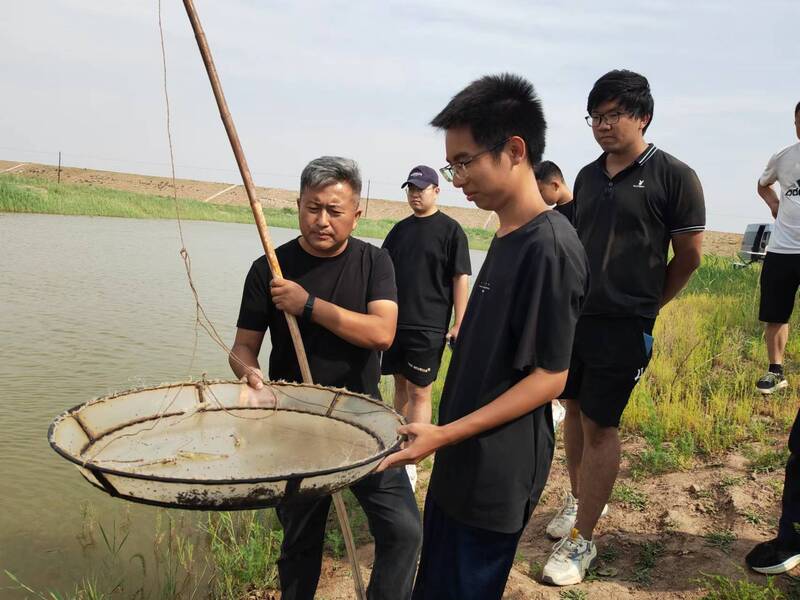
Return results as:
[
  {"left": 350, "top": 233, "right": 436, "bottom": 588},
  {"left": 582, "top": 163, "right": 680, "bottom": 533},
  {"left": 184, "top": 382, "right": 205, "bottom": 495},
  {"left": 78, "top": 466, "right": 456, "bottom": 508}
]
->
[
  {"left": 0, "top": 174, "right": 496, "bottom": 250},
  {"left": 0, "top": 160, "right": 744, "bottom": 256}
]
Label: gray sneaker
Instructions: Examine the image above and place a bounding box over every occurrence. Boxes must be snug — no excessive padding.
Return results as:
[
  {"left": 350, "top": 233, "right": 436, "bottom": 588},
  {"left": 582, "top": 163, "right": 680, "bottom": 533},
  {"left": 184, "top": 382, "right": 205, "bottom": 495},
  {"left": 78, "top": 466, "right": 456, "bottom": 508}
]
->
[
  {"left": 542, "top": 529, "right": 597, "bottom": 586},
  {"left": 757, "top": 371, "right": 788, "bottom": 394}
]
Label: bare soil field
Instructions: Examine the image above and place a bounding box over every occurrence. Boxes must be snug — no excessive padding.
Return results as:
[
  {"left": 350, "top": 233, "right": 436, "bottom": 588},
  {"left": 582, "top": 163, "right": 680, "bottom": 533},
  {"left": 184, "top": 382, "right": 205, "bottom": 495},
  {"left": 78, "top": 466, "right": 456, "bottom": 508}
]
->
[
  {"left": 309, "top": 432, "right": 796, "bottom": 600},
  {"left": 1, "top": 160, "right": 744, "bottom": 257}
]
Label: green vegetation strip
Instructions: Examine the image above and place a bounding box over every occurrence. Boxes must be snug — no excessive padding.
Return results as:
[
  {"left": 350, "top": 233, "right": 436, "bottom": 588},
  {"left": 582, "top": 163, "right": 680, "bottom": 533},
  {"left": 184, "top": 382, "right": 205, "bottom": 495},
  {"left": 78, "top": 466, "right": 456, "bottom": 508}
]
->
[{"left": 0, "top": 175, "right": 494, "bottom": 250}]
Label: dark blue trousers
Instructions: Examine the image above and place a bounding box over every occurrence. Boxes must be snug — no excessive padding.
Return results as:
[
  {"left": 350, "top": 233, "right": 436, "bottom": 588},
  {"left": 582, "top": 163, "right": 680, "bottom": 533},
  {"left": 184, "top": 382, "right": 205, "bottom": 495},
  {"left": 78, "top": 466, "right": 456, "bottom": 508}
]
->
[
  {"left": 276, "top": 468, "right": 421, "bottom": 600},
  {"left": 778, "top": 408, "right": 800, "bottom": 545},
  {"left": 412, "top": 495, "right": 524, "bottom": 600}
]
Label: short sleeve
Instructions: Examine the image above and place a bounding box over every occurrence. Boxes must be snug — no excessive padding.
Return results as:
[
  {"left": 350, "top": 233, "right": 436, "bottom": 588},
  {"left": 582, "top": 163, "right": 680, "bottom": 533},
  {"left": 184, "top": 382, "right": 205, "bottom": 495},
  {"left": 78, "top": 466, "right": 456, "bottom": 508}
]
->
[
  {"left": 758, "top": 152, "right": 778, "bottom": 187},
  {"left": 381, "top": 226, "right": 395, "bottom": 252},
  {"left": 367, "top": 248, "right": 398, "bottom": 304},
  {"left": 448, "top": 225, "right": 472, "bottom": 276},
  {"left": 236, "top": 259, "right": 273, "bottom": 331},
  {"left": 512, "top": 236, "right": 588, "bottom": 372},
  {"left": 572, "top": 168, "right": 586, "bottom": 230},
  {"left": 667, "top": 166, "right": 706, "bottom": 236}
]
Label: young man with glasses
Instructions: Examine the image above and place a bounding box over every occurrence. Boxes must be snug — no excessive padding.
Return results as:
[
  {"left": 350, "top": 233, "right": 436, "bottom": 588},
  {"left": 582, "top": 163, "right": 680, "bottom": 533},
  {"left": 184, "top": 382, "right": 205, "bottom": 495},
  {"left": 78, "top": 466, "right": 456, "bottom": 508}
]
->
[
  {"left": 754, "top": 101, "right": 800, "bottom": 395},
  {"left": 542, "top": 70, "right": 705, "bottom": 586},
  {"left": 377, "top": 74, "right": 589, "bottom": 599},
  {"left": 380, "top": 165, "right": 471, "bottom": 490}
]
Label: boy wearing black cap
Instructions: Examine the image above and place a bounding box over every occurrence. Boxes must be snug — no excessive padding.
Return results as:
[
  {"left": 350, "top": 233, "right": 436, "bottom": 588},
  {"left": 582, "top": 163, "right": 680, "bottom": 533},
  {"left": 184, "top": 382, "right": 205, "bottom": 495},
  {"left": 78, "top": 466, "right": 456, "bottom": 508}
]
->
[{"left": 381, "top": 167, "right": 471, "bottom": 487}]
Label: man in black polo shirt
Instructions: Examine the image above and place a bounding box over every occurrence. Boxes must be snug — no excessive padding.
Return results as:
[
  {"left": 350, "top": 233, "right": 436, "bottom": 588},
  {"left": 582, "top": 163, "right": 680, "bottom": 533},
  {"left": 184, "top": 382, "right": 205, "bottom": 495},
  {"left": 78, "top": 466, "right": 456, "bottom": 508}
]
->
[
  {"left": 230, "top": 156, "right": 421, "bottom": 600},
  {"left": 542, "top": 70, "right": 705, "bottom": 586},
  {"left": 378, "top": 74, "right": 589, "bottom": 600},
  {"left": 535, "top": 160, "right": 574, "bottom": 222},
  {"left": 381, "top": 165, "right": 471, "bottom": 490}
]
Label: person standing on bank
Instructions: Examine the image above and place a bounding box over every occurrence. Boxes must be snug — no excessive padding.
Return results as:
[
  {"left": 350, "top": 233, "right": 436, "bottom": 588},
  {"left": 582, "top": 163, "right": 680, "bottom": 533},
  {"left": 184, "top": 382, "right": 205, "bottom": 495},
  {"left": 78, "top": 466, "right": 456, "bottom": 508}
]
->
[
  {"left": 535, "top": 160, "right": 575, "bottom": 222},
  {"left": 378, "top": 73, "right": 589, "bottom": 600},
  {"left": 542, "top": 70, "right": 705, "bottom": 586},
  {"left": 754, "top": 100, "right": 800, "bottom": 395},
  {"left": 381, "top": 165, "right": 471, "bottom": 488},
  {"left": 230, "top": 156, "right": 421, "bottom": 600}
]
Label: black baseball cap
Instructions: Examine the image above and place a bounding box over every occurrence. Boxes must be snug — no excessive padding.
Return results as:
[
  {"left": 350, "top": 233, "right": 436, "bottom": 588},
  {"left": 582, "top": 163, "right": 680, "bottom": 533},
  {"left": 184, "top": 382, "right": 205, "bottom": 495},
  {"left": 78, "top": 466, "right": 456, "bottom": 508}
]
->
[{"left": 401, "top": 165, "right": 438, "bottom": 189}]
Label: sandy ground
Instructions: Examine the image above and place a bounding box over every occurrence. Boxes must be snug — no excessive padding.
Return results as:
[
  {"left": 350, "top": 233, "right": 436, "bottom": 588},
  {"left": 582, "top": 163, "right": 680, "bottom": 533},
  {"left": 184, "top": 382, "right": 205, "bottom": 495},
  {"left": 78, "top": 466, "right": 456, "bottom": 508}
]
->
[
  {"left": 0, "top": 160, "right": 746, "bottom": 257},
  {"left": 305, "top": 432, "right": 797, "bottom": 600}
]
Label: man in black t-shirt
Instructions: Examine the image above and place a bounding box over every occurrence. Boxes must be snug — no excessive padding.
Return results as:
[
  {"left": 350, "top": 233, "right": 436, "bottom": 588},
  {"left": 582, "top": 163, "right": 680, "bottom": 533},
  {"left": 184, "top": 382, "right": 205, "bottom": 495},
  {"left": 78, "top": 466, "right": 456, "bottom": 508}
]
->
[
  {"left": 377, "top": 74, "right": 589, "bottom": 600},
  {"left": 542, "top": 70, "right": 705, "bottom": 587},
  {"left": 535, "top": 160, "right": 574, "bottom": 223},
  {"left": 231, "top": 156, "right": 421, "bottom": 600},
  {"left": 381, "top": 165, "right": 471, "bottom": 422}
]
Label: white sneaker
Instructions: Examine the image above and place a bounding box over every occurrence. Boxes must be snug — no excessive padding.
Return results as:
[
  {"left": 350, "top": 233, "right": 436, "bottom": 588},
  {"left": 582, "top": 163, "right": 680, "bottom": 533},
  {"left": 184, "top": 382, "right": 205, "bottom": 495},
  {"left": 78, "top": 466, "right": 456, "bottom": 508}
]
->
[
  {"left": 552, "top": 399, "right": 566, "bottom": 431},
  {"left": 405, "top": 464, "right": 417, "bottom": 492},
  {"left": 542, "top": 529, "right": 597, "bottom": 586},
  {"left": 546, "top": 492, "right": 608, "bottom": 540}
]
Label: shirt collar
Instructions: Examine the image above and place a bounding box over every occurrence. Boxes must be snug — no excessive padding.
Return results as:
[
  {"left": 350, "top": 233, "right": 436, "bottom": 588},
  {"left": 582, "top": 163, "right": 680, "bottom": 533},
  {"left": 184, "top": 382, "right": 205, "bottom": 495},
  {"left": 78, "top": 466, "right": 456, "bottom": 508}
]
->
[{"left": 594, "top": 143, "right": 658, "bottom": 174}]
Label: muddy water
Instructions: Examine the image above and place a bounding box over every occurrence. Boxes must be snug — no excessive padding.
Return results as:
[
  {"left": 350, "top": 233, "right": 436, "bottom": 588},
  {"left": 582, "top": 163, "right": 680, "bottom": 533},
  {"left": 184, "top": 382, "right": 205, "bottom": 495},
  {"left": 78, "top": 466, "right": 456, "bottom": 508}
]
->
[{"left": 0, "top": 213, "right": 486, "bottom": 593}]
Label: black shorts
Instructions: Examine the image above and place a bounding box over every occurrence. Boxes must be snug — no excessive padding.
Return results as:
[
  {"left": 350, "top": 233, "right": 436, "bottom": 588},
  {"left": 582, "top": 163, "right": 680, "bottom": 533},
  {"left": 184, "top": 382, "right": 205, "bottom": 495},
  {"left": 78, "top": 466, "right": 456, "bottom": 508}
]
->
[
  {"left": 561, "top": 316, "right": 655, "bottom": 428},
  {"left": 381, "top": 329, "right": 446, "bottom": 387},
  {"left": 759, "top": 252, "right": 800, "bottom": 324}
]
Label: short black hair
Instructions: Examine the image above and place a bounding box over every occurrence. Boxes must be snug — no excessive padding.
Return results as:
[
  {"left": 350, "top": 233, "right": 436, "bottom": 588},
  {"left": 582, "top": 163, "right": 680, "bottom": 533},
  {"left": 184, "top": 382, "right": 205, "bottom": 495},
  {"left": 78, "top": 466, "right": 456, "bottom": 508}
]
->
[
  {"left": 534, "top": 160, "right": 564, "bottom": 183},
  {"left": 588, "top": 69, "right": 654, "bottom": 133},
  {"left": 795, "top": 100, "right": 800, "bottom": 116},
  {"left": 430, "top": 73, "right": 546, "bottom": 167}
]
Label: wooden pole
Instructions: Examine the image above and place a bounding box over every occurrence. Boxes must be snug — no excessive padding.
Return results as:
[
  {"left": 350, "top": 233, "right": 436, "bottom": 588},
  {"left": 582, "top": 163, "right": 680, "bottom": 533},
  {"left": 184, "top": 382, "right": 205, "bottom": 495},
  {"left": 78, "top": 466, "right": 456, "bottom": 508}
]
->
[
  {"left": 180, "top": 2, "right": 366, "bottom": 598},
  {"left": 57, "top": 152, "right": 62, "bottom": 184},
  {"left": 364, "top": 179, "right": 371, "bottom": 218}
]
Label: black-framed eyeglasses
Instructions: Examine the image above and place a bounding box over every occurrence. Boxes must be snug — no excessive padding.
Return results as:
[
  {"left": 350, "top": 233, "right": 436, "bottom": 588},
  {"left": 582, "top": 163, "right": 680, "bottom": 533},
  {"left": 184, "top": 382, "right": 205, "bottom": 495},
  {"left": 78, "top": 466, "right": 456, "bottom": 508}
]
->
[
  {"left": 439, "top": 138, "right": 511, "bottom": 183},
  {"left": 585, "top": 111, "right": 626, "bottom": 127}
]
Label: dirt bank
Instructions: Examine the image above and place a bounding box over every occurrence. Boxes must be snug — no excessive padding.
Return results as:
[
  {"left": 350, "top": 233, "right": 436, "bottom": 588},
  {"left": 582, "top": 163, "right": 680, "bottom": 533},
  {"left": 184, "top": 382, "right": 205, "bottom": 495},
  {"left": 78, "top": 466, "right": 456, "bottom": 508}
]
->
[{"left": 1, "top": 160, "right": 746, "bottom": 257}]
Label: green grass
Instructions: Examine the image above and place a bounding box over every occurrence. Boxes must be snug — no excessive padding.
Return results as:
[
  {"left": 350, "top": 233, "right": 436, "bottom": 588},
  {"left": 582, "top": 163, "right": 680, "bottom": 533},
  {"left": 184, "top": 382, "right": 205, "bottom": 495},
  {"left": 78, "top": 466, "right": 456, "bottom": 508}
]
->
[
  {"left": 559, "top": 590, "right": 588, "bottom": 600},
  {"left": 203, "top": 511, "right": 282, "bottom": 598},
  {"left": 700, "top": 573, "right": 787, "bottom": 599},
  {"left": 747, "top": 447, "right": 791, "bottom": 474},
  {"left": 623, "top": 255, "right": 799, "bottom": 458},
  {"left": 0, "top": 174, "right": 493, "bottom": 250},
  {"left": 610, "top": 482, "right": 648, "bottom": 511},
  {"left": 631, "top": 540, "right": 665, "bottom": 585},
  {"left": 704, "top": 530, "right": 737, "bottom": 554}
]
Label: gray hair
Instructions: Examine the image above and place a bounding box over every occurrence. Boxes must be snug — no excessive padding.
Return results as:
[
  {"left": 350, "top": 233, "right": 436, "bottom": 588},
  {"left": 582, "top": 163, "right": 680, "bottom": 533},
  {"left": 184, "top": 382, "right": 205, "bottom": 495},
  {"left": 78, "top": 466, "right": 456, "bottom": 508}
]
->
[{"left": 299, "top": 156, "right": 362, "bottom": 202}]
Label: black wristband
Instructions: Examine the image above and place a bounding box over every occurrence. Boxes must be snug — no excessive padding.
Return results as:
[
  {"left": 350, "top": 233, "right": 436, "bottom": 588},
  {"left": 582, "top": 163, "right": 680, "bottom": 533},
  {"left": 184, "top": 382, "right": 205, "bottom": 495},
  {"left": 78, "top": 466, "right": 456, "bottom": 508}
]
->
[{"left": 303, "top": 294, "right": 315, "bottom": 321}]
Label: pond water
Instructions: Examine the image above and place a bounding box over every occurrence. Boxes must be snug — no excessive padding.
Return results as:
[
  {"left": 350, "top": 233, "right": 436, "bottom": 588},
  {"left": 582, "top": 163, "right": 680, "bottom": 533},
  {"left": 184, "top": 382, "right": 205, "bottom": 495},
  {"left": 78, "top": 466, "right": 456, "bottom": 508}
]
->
[{"left": 0, "top": 212, "right": 486, "bottom": 593}]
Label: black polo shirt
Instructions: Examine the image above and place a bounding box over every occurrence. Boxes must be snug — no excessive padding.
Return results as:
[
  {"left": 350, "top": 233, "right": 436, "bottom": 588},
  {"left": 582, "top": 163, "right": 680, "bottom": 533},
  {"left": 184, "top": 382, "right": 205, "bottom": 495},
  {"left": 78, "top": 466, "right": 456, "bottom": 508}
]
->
[
  {"left": 428, "top": 211, "right": 589, "bottom": 533},
  {"left": 573, "top": 144, "right": 705, "bottom": 318}
]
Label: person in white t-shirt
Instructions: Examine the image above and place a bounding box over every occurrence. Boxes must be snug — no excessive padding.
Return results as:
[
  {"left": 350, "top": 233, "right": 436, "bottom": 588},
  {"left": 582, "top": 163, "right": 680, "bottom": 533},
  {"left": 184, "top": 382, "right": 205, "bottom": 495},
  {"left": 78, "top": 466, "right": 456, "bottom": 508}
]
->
[
  {"left": 756, "top": 101, "right": 800, "bottom": 394},
  {"left": 746, "top": 101, "right": 800, "bottom": 577}
]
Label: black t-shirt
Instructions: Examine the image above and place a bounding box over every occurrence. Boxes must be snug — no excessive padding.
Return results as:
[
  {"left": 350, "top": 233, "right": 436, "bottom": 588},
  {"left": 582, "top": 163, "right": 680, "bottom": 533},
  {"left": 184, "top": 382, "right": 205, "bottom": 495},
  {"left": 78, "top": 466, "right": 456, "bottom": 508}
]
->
[
  {"left": 573, "top": 144, "right": 705, "bottom": 318},
  {"left": 554, "top": 200, "right": 575, "bottom": 223},
  {"left": 236, "top": 237, "right": 397, "bottom": 398},
  {"left": 382, "top": 211, "right": 471, "bottom": 332},
  {"left": 429, "top": 211, "right": 589, "bottom": 533}
]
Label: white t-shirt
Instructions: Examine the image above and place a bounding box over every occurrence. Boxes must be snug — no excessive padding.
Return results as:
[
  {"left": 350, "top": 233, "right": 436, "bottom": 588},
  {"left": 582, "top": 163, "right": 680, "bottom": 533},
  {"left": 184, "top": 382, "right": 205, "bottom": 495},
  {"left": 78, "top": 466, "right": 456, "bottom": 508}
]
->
[{"left": 760, "top": 141, "right": 800, "bottom": 253}]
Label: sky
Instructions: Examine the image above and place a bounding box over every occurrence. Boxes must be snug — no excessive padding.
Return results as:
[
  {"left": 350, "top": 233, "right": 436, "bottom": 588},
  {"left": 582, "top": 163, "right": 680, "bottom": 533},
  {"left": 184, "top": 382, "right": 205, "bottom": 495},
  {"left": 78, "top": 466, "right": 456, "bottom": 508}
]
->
[{"left": 1, "top": 0, "right": 798, "bottom": 233}]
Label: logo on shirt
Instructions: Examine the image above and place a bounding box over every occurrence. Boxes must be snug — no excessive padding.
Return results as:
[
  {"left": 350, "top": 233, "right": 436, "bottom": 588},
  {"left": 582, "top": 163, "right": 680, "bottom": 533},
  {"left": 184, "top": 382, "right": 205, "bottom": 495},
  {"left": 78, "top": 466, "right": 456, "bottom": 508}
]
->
[
  {"left": 634, "top": 367, "right": 644, "bottom": 382},
  {"left": 633, "top": 179, "right": 645, "bottom": 189},
  {"left": 787, "top": 179, "right": 800, "bottom": 197},
  {"left": 407, "top": 361, "right": 431, "bottom": 373},
  {"left": 477, "top": 281, "right": 491, "bottom": 293}
]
